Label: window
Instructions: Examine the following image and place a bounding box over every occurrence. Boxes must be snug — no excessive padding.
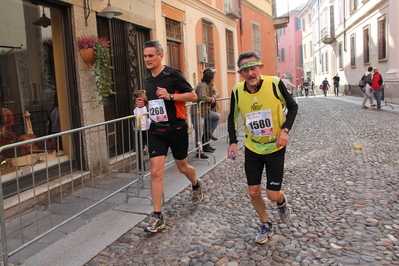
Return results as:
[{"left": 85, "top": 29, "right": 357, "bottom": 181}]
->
[
  {"left": 338, "top": 42, "right": 343, "bottom": 69},
  {"left": 321, "top": 54, "right": 324, "bottom": 72},
  {"left": 225, "top": 29, "right": 235, "bottom": 71},
  {"left": 314, "top": 57, "right": 318, "bottom": 74},
  {"left": 299, "top": 45, "right": 303, "bottom": 66},
  {"left": 165, "top": 18, "right": 182, "bottom": 41},
  {"left": 295, "top": 17, "right": 302, "bottom": 31},
  {"left": 350, "top": 0, "right": 358, "bottom": 12},
  {"left": 350, "top": 34, "right": 356, "bottom": 67},
  {"left": 252, "top": 23, "right": 261, "bottom": 56},
  {"left": 309, "top": 41, "right": 313, "bottom": 55},
  {"left": 304, "top": 44, "right": 307, "bottom": 59},
  {"left": 202, "top": 19, "right": 215, "bottom": 68},
  {"left": 378, "top": 16, "right": 387, "bottom": 60},
  {"left": 363, "top": 26, "right": 370, "bottom": 64},
  {"left": 338, "top": 0, "right": 343, "bottom": 24},
  {"left": 0, "top": 0, "right": 77, "bottom": 192},
  {"left": 325, "top": 52, "right": 329, "bottom": 73},
  {"left": 281, "top": 48, "right": 285, "bottom": 62}
]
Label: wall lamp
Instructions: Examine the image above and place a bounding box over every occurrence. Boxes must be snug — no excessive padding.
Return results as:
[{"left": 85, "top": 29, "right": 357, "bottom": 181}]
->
[
  {"left": 84, "top": 0, "right": 122, "bottom": 26},
  {"left": 33, "top": 6, "right": 51, "bottom": 28},
  {"left": 98, "top": 0, "right": 122, "bottom": 19}
]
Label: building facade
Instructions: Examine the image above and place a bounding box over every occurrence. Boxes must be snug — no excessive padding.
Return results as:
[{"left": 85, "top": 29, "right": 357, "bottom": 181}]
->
[
  {"left": 0, "top": 0, "right": 277, "bottom": 195},
  {"left": 304, "top": 0, "right": 398, "bottom": 102},
  {"left": 276, "top": 4, "right": 305, "bottom": 89}
]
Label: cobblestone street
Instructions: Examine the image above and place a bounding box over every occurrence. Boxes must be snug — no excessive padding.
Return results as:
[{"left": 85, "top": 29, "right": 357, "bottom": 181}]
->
[{"left": 86, "top": 97, "right": 399, "bottom": 266}]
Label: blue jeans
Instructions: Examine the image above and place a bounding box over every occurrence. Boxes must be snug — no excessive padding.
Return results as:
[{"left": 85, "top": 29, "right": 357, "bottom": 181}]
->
[
  {"left": 334, "top": 83, "right": 340, "bottom": 96},
  {"left": 374, "top": 88, "right": 382, "bottom": 109},
  {"left": 204, "top": 111, "right": 221, "bottom": 139},
  {"left": 191, "top": 111, "right": 221, "bottom": 147}
]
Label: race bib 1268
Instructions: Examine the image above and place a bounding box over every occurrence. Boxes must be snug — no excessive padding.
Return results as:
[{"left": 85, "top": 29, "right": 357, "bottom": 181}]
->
[{"left": 148, "top": 99, "right": 169, "bottom": 122}]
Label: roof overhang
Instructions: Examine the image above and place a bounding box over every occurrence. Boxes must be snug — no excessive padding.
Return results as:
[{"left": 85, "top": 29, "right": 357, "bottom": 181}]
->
[{"left": 273, "top": 16, "right": 289, "bottom": 30}]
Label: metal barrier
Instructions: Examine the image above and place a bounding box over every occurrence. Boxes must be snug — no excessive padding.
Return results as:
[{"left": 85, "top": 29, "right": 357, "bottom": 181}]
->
[
  {"left": 384, "top": 81, "right": 399, "bottom": 105},
  {"left": 0, "top": 97, "right": 237, "bottom": 265}
]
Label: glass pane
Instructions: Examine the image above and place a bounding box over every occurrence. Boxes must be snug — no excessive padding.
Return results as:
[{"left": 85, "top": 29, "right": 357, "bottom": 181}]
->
[{"left": 1, "top": 0, "right": 70, "bottom": 181}]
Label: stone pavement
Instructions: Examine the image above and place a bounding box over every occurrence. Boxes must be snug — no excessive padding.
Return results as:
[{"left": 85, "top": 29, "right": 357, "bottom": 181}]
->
[
  {"left": 19, "top": 96, "right": 399, "bottom": 266},
  {"left": 84, "top": 96, "right": 399, "bottom": 266}
]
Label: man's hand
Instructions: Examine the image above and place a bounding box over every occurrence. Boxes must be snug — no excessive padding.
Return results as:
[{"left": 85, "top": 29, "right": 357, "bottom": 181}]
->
[
  {"left": 156, "top": 87, "right": 168, "bottom": 99},
  {"left": 276, "top": 129, "right": 289, "bottom": 148},
  {"left": 228, "top": 143, "right": 238, "bottom": 160}
]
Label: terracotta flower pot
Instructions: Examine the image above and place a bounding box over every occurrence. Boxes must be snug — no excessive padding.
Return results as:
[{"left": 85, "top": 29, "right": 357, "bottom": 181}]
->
[{"left": 79, "top": 48, "right": 96, "bottom": 67}]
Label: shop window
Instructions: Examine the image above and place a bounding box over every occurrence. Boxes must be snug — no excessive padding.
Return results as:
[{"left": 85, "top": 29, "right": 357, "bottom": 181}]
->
[{"left": 0, "top": 0, "right": 75, "bottom": 194}]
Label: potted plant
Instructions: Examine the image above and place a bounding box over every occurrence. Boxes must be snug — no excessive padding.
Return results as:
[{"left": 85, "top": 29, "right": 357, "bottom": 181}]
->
[
  {"left": 77, "top": 36, "right": 115, "bottom": 102},
  {"left": 93, "top": 37, "right": 115, "bottom": 101},
  {"left": 77, "top": 36, "right": 96, "bottom": 67}
]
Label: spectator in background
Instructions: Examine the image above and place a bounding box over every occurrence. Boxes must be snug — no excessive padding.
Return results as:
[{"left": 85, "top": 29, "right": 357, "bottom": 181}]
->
[
  {"left": 360, "top": 67, "right": 376, "bottom": 109},
  {"left": 372, "top": 67, "right": 383, "bottom": 110},
  {"left": 322, "top": 77, "right": 330, "bottom": 97},
  {"left": 191, "top": 69, "right": 221, "bottom": 157},
  {"left": 281, "top": 74, "right": 296, "bottom": 96},
  {"left": 333, "top": 74, "right": 340, "bottom": 96}
]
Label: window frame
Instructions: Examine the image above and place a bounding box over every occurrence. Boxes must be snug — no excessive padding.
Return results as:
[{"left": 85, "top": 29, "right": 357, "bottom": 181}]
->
[
  {"left": 225, "top": 29, "right": 235, "bottom": 71},
  {"left": 350, "top": 34, "right": 356, "bottom": 68},
  {"left": 338, "top": 41, "right": 343, "bottom": 70},
  {"left": 363, "top": 26, "right": 370, "bottom": 64},
  {"left": 202, "top": 19, "right": 215, "bottom": 69},
  {"left": 378, "top": 16, "right": 387, "bottom": 61},
  {"left": 252, "top": 22, "right": 261, "bottom": 56}
]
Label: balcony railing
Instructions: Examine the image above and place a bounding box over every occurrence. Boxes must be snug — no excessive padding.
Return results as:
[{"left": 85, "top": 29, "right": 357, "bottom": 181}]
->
[
  {"left": 321, "top": 27, "right": 335, "bottom": 44},
  {"left": 224, "top": 0, "right": 241, "bottom": 19}
]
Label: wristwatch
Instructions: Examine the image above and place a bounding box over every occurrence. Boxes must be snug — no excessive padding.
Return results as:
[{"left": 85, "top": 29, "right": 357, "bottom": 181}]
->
[
  {"left": 169, "top": 94, "right": 174, "bottom": 101},
  {"left": 282, "top": 128, "right": 290, "bottom": 134}
]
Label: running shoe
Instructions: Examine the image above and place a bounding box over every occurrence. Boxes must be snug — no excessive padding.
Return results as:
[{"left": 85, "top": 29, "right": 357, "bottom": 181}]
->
[
  {"left": 144, "top": 214, "right": 165, "bottom": 233},
  {"left": 255, "top": 222, "right": 273, "bottom": 244},
  {"left": 192, "top": 179, "right": 203, "bottom": 205},
  {"left": 277, "top": 195, "right": 291, "bottom": 223}
]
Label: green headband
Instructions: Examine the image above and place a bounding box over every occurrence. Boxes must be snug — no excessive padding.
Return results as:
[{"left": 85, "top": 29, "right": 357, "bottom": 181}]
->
[{"left": 238, "top": 60, "right": 262, "bottom": 71}]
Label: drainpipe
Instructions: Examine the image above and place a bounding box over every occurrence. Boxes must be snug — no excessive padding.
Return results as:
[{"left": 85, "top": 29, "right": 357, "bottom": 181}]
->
[
  {"left": 239, "top": 0, "right": 243, "bottom": 53},
  {"left": 343, "top": 0, "right": 346, "bottom": 52}
]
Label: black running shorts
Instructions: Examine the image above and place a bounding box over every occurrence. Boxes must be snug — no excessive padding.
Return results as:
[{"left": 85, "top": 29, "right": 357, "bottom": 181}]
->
[
  {"left": 148, "top": 121, "right": 189, "bottom": 160},
  {"left": 244, "top": 147, "right": 286, "bottom": 191}
]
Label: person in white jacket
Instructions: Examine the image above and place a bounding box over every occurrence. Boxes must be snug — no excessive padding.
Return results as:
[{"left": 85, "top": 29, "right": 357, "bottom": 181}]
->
[{"left": 133, "top": 90, "right": 151, "bottom": 174}]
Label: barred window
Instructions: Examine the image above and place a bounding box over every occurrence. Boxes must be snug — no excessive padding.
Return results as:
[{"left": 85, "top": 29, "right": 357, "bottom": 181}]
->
[
  {"left": 202, "top": 19, "right": 215, "bottom": 68},
  {"left": 165, "top": 18, "right": 182, "bottom": 41},
  {"left": 226, "top": 29, "right": 235, "bottom": 71}
]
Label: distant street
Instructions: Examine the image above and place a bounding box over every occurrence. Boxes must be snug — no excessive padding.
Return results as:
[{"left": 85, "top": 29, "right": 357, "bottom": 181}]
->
[{"left": 87, "top": 97, "right": 399, "bottom": 266}]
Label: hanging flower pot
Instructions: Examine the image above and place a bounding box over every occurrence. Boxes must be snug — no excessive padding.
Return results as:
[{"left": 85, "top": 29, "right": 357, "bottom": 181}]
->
[
  {"left": 79, "top": 47, "right": 96, "bottom": 67},
  {"left": 77, "top": 36, "right": 115, "bottom": 104}
]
